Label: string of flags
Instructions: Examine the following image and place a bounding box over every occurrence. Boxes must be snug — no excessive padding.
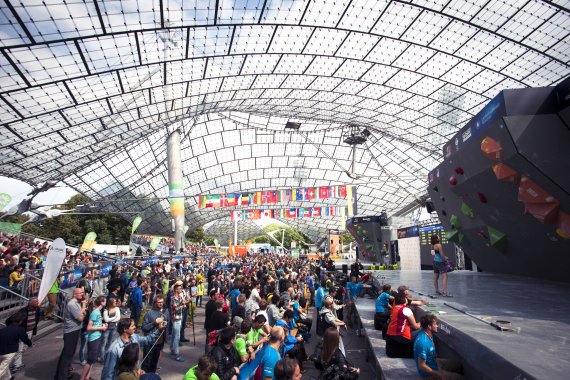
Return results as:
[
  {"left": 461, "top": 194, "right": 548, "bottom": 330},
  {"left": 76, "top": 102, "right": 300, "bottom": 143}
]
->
[
  {"left": 196, "top": 185, "right": 351, "bottom": 209},
  {"left": 230, "top": 207, "right": 344, "bottom": 221}
]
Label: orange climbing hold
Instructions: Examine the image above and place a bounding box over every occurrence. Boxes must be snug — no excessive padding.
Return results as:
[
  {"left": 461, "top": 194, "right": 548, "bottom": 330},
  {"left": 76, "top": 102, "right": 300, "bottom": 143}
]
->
[{"left": 481, "top": 136, "right": 503, "bottom": 161}]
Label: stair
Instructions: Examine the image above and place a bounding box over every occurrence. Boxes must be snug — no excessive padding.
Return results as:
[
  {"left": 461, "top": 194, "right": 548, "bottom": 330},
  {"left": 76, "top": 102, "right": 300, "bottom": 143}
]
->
[{"left": 34, "top": 318, "right": 62, "bottom": 340}]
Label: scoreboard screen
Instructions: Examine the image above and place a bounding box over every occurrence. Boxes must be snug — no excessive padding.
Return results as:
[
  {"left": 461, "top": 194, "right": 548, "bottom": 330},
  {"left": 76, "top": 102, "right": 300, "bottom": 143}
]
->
[{"left": 419, "top": 225, "right": 448, "bottom": 245}]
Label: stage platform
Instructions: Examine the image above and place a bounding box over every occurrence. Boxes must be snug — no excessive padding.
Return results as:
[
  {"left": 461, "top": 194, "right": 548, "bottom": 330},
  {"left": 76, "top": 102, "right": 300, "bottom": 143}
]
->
[{"left": 356, "top": 270, "right": 570, "bottom": 380}]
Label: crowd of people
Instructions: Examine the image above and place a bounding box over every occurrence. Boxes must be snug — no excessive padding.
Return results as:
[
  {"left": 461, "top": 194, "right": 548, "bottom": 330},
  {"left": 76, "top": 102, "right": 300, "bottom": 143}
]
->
[{"left": 0, "top": 232, "right": 465, "bottom": 380}]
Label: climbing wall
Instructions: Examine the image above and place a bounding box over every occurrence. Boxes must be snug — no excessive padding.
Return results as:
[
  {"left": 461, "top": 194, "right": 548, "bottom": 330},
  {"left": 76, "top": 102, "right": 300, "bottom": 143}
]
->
[
  {"left": 427, "top": 77, "right": 570, "bottom": 282},
  {"left": 346, "top": 215, "right": 388, "bottom": 263}
]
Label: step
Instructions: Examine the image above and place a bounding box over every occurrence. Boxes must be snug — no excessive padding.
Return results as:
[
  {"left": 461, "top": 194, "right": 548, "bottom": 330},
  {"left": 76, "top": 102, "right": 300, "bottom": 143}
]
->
[{"left": 34, "top": 319, "right": 61, "bottom": 341}]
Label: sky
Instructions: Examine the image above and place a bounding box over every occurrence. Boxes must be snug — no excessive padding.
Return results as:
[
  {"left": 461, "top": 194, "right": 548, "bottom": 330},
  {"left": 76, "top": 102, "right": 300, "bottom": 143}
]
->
[{"left": 0, "top": 176, "right": 78, "bottom": 211}]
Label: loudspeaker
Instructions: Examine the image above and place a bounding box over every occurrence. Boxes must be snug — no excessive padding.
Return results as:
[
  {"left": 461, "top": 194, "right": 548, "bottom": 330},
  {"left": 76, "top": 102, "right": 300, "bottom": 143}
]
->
[
  {"left": 342, "top": 264, "right": 348, "bottom": 275},
  {"left": 426, "top": 201, "right": 436, "bottom": 213}
]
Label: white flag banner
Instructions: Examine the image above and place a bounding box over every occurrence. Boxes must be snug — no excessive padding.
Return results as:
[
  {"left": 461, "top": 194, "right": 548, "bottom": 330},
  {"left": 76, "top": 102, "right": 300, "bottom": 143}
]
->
[{"left": 38, "top": 238, "right": 66, "bottom": 303}]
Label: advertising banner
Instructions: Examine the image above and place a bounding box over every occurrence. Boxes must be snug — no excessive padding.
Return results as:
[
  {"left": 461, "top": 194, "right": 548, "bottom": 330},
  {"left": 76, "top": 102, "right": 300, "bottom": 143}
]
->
[{"left": 37, "top": 237, "right": 67, "bottom": 303}]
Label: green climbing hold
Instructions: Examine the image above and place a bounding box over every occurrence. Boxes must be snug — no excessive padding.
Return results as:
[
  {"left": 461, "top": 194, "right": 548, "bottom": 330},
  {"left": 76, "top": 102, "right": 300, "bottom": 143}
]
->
[
  {"left": 460, "top": 202, "right": 476, "bottom": 219},
  {"left": 446, "top": 229, "right": 464, "bottom": 243},
  {"left": 488, "top": 225, "right": 507, "bottom": 252},
  {"left": 450, "top": 214, "right": 462, "bottom": 229}
]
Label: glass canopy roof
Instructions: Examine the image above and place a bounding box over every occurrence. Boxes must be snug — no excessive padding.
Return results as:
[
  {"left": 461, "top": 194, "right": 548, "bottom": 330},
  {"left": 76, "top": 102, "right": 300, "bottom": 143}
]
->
[{"left": 1, "top": 0, "right": 569, "bottom": 241}]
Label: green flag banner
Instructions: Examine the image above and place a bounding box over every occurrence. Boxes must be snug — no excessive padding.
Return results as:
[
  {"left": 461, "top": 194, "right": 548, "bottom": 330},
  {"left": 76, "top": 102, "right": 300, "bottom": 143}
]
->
[
  {"left": 0, "top": 193, "right": 12, "bottom": 211},
  {"left": 0, "top": 221, "right": 22, "bottom": 235},
  {"left": 149, "top": 237, "right": 162, "bottom": 250},
  {"left": 131, "top": 216, "right": 142, "bottom": 234}
]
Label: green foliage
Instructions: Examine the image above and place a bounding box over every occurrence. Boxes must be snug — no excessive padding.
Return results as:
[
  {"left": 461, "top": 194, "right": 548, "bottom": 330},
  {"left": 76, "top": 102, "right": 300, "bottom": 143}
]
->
[
  {"left": 4, "top": 193, "right": 132, "bottom": 245},
  {"left": 187, "top": 226, "right": 205, "bottom": 243},
  {"left": 203, "top": 235, "right": 216, "bottom": 246},
  {"left": 260, "top": 223, "right": 313, "bottom": 250},
  {"left": 341, "top": 233, "right": 355, "bottom": 243},
  {"left": 252, "top": 235, "right": 270, "bottom": 244}
]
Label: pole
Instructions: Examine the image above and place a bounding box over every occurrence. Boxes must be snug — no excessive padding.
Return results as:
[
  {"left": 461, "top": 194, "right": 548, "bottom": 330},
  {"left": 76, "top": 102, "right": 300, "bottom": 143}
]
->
[
  {"left": 167, "top": 131, "right": 185, "bottom": 252},
  {"left": 234, "top": 219, "right": 238, "bottom": 245}
]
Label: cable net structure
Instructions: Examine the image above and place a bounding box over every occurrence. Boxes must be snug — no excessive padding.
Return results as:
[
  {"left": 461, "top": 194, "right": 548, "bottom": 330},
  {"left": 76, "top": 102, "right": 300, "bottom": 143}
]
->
[{"left": 0, "top": 0, "right": 568, "bottom": 241}]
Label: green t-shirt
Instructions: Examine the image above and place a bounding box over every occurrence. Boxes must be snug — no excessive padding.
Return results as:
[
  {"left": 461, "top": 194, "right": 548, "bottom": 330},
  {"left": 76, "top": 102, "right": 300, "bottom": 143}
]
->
[
  {"left": 162, "top": 279, "right": 169, "bottom": 295},
  {"left": 235, "top": 336, "right": 248, "bottom": 357},
  {"left": 247, "top": 329, "right": 260, "bottom": 344},
  {"left": 183, "top": 365, "right": 220, "bottom": 380}
]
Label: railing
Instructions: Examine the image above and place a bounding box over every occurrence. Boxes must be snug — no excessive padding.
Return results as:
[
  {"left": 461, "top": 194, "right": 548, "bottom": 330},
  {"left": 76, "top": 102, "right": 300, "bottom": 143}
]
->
[{"left": 0, "top": 284, "right": 30, "bottom": 327}]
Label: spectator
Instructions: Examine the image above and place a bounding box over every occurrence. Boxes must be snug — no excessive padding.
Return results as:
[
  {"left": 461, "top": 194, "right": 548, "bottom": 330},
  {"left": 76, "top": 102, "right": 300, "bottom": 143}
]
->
[
  {"left": 210, "top": 327, "right": 240, "bottom": 380},
  {"left": 231, "top": 294, "right": 246, "bottom": 324},
  {"left": 319, "top": 327, "right": 359, "bottom": 379},
  {"left": 274, "top": 357, "right": 303, "bottom": 380},
  {"left": 0, "top": 311, "right": 32, "bottom": 376},
  {"left": 100, "top": 297, "right": 121, "bottom": 362},
  {"left": 44, "top": 278, "right": 60, "bottom": 319},
  {"left": 116, "top": 342, "right": 139, "bottom": 379},
  {"left": 101, "top": 318, "right": 164, "bottom": 380},
  {"left": 80, "top": 295, "right": 107, "bottom": 380},
  {"left": 261, "top": 326, "right": 285, "bottom": 380},
  {"left": 414, "top": 314, "right": 464, "bottom": 379},
  {"left": 129, "top": 280, "right": 143, "bottom": 327},
  {"left": 183, "top": 354, "right": 219, "bottom": 380},
  {"left": 141, "top": 295, "right": 169, "bottom": 373},
  {"left": 386, "top": 293, "right": 421, "bottom": 358},
  {"left": 235, "top": 319, "right": 255, "bottom": 363},
  {"left": 170, "top": 283, "right": 185, "bottom": 362},
  {"left": 54, "top": 287, "right": 87, "bottom": 380},
  {"left": 276, "top": 310, "right": 308, "bottom": 372}
]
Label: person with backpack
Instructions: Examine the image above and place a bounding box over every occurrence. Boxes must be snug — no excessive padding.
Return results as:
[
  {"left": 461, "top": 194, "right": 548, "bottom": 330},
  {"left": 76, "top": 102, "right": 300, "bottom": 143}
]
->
[
  {"left": 318, "top": 297, "right": 346, "bottom": 337},
  {"left": 210, "top": 327, "right": 240, "bottom": 380},
  {"left": 318, "top": 327, "right": 360, "bottom": 379},
  {"left": 234, "top": 319, "right": 255, "bottom": 363}
]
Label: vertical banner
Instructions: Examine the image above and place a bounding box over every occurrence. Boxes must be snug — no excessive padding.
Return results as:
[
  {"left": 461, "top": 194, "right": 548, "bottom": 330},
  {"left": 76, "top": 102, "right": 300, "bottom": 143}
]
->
[
  {"left": 38, "top": 238, "right": 66, "bottom": 303},
  {"left": 169, "top": 183, "right": 185, "bottom": 217},
  {"left": 80, "top": 231, "right": 97, "bottom": 252},
  {"left": 0, "top": 193, "right": 12, "bottom": 211},
  {"left": 149, "top": 237, "right": 162, "bottom": 250},
  {"left": 131, "top": 216, "right": 142, "bottom": 234}
]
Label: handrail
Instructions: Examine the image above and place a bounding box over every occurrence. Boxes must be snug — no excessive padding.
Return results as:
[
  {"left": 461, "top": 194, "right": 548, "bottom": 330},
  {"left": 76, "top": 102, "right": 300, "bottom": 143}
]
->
[{"left": 0, "top": 285, "right": 29, "bottom": 301}]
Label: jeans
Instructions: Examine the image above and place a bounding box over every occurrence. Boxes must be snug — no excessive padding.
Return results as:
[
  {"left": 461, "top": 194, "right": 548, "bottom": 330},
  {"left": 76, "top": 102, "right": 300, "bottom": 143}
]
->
[
  {"left": 141, "top": 343, "right": 163, "bottom": 373},
  {"left": 131, "top": 305, "right": 142, "bottom": 326},
  {"left": 181, "top": 307, "right": 188, "bottom": 339},
  {"left": 12, "top": 331, "right": 32, "bottom": 368},
  {"left": 99, "top": 327, "right": 117, "bottom": 360},
  {"left": 79, "top": 330, "right": 89, "bottom": 363},
  {"left": 170, "top": 320, "right": 182, "bottom": 355},
  {"left": 54, "top": 329, "right": 81, "bottom": 380}
]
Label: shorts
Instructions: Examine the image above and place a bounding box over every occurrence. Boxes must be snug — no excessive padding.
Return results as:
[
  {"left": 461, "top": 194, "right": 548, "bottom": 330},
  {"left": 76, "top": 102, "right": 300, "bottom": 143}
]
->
[
  {"left": 433, "top": 261, "right": 447, "bottom": 274},
  {"left": 87, "top": 337, "right": 102, "bottom": 364}
]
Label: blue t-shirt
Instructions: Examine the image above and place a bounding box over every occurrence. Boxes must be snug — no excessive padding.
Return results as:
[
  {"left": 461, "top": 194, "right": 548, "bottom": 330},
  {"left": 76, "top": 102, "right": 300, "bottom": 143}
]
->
[
  {"left": 414, "top": 331, "right": 438, "bottom": 377},
  {"left": 305, "top": 275, "right": 314, "bottom": 289},
  {"left": 292, "top": 301, "right": 300, "bottom": 321},
  {"left": 261, "top": 345, "right": 281, "bottom": 379},
  {"left": 88, "top": 309, "right": 103, "bottom": 342},
  {"left": 229, "top": 289, "right": 240, "bottom": 309},
  {"left": 346, "top": 282, "right": 363, "bottom": 301},
  {"left": 375, "top": 292, "right": 391, "bottom": 313},
  {"left": 315, "top": 287, "right": 328, "bottom": 309}
]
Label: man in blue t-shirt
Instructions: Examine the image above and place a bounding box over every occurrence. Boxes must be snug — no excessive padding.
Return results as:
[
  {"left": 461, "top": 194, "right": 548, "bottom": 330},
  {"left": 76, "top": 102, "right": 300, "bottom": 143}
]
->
[
  {"left": 228, "top": 286, "right": 241, "bottom": 310},
  {"left": 414, "top": 314, "right": 464, "bottom": 379},
  {"left": 261, "top": 326, "right": 284, "bottom": 379}
]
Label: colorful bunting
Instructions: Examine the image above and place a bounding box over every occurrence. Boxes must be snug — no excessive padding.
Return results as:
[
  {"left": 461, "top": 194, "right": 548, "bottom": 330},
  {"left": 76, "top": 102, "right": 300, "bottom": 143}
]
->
[
  {"left": 197, "top": 185, "right": 352, "bottom": 209},
  {"left": 229, "top": 207, "right": 344, "bottom": 221}
]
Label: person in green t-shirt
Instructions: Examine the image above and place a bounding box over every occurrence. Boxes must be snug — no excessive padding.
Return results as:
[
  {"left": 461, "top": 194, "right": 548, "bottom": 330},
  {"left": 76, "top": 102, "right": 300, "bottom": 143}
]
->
[
  {"left": 249, "top": 315, "right": 270, "bottom": 350},
  {"left": 183, "top": 355, "right": 220, "bottom": 380},
  {"left": 45, "top": 278, "right": 60, "bottom": 319},
  {"left": 235, "top": 320, "right": 255, "bottom": 363}
]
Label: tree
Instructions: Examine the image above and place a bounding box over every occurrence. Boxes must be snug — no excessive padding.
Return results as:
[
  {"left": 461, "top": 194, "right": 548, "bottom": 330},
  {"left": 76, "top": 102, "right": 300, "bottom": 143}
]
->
[
  {"left": 187, "top": 227, "right": 205, "bottom": 243},
  {"left": 252, "top": 235, "right": 270, "bottom": 244},
  {"left": 263, "top": 223, "right": 312, "bottom": 250},
  {"left": 4, "top": 194, "right": 132, "bottom": 245}
]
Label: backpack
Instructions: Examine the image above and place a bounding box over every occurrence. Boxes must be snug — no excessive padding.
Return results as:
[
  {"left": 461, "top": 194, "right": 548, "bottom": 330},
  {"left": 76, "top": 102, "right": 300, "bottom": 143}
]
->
[
  {"left": 207, "top": 329, "right": 220, "bottom": 348},
  {"left": 316, "top": 312, "right": 336, "bottom": 337}
]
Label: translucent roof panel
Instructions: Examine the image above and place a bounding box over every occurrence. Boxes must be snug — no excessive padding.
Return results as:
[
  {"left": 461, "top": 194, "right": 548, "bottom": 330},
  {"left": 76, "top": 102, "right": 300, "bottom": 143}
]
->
[{"left": 0, "top": 1, "right": 568, "bottom": 238}]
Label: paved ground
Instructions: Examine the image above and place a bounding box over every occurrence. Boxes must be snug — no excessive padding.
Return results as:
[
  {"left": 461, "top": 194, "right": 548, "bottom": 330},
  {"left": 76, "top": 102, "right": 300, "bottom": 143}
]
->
[{"left": 15, "top": 302, "right": 377, "bottom": 380}]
